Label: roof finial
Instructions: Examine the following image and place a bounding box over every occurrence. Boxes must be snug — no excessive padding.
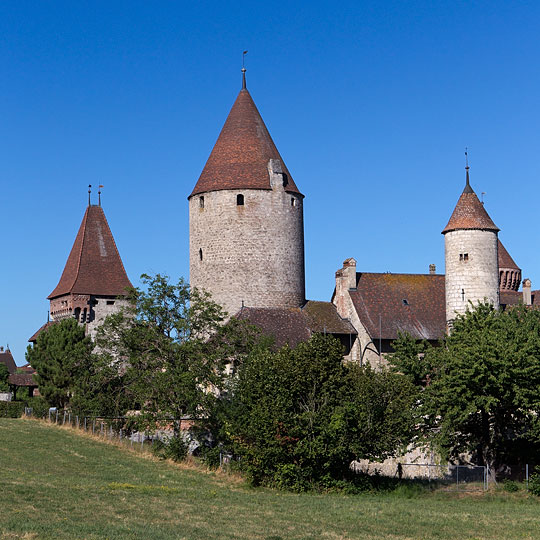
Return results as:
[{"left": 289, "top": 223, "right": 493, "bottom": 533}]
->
[
  {"left": 98, "top": 185, "right": 103, "bottom": 206},
  {"left": 463, "top": 147, "right": 473, "bottom": 193},
  {"left": 241, "top": 50, "right": 248, "bottom": 89},
  {"left": 88, "top": 184, "right": 92, "bottom": 206}
]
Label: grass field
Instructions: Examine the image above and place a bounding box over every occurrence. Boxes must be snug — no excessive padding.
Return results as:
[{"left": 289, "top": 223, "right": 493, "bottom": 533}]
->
[{"left": 1, "top": 418, "right": 539, "bottom": 539}]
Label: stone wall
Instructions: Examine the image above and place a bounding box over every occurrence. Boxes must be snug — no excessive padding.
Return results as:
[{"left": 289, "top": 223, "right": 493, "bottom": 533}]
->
[
  {"left": 86, "top": 296, "right": 132, "bottom": 340},
  {"left": 189, "top": 170, "right": 305, "bottom": 317},
  {"left": 444, "top": 229, "right": 499, "bottom": 323}
]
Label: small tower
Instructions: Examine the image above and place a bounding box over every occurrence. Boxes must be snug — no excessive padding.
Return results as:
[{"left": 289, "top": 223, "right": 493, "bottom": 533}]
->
[
  {"left": 48, "top": 202, "right": 133, "bottom": 338},
  {"left": 188, "top": 70, "right": 305, "bottom": 316},
  {"left": 442, "top": 161, "right": 500, "bottom": 326}
]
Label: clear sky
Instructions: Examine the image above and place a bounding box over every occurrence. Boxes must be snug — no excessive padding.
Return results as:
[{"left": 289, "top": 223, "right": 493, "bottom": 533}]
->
[{"left": 1, "top": 1, "right": 539, "bottom": 365}]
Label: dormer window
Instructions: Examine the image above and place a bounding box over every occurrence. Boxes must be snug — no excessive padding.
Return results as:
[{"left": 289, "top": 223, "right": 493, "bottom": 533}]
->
[
  {"left": 237, "top": 194, "right": 244, "bottom": 206},
  {"left": 199, "top": 196, "right": 204, "bottom": 208}
]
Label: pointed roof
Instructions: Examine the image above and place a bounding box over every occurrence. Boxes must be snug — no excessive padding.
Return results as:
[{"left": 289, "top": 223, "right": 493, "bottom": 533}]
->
[
  {"left": 498, "top": 239, "right": 520, "bottom": 270},
  {"left": 442, "top": 168, "right": 499, "bottom": 234},
  {"left": 48, "top": 205, "right": 133, "bottom": 299},
  {"left": 190, "top": 81, "right": 302, "bottom": 197}
]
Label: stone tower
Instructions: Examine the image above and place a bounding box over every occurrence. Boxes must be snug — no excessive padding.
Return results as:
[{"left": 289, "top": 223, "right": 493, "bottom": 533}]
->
[
  {"left": 48, "top": 202, "right": 133, "bottom": 338},
  {"left": 188, "top": 71, "right": 305, "bottom": 317},
  {"left": 442, "top": 164, "right": 500, "bottom": 326}
]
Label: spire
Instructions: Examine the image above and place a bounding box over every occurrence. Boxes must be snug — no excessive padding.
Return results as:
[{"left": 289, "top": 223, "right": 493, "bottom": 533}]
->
[
  {"left": 48, "top": 205, "right": 133, "bottom": 299},
  {"left": 242, "top": 50, "right": 247, "bottom": 89},
  {"left": 190, "top": 82, "right": 303, "bottom": 197},
  {"left": 442, "top": 159, "right": 499, "bottom": 234}
]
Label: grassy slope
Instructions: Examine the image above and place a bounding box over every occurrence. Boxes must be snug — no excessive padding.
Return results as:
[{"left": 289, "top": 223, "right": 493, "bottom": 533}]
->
[{"left": 1, "top": 418, "right": 539, "bottom": 540}]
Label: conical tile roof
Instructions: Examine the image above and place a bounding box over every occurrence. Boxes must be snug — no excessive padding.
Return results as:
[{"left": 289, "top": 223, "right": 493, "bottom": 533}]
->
[
  {"left": 442, "top": 170, "right": 499, "bottom": 233},
  {"left": 48, "top": 205, "right": 133, "bottom": 299},
  {"left": 190, "top": 85, "right": 302, "bottom": 197},
  {"left": 498, "top": 239, "right": 520, "bottom": 270}
]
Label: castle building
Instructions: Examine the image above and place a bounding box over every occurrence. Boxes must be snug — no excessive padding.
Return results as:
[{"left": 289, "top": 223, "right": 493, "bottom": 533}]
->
[
  {"left": 442, "top": 165, "right": 500, "bottom": 326},
  {"left": 30, "top": 200, "right": 133, "bottom": 341},
  {"left": 188, "top": 71, "right": 305, "bottom": 317}
]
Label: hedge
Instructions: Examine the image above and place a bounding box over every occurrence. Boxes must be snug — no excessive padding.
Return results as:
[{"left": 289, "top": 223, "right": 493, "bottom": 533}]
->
[{"left": 0, "top": 401, "right": 25, "bottom": 418}]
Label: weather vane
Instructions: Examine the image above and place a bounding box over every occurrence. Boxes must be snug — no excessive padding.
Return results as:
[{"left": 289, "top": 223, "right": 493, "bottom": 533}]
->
[
  {"left": 242, "top": 50, "right": 248, "bottom": 88},
  {"left": 465, "top": 147, "right": 469, "bottom": 169},
  {"left": 98, "top": 184, "right": 104, "bottom": 206},
  {"left": 88, "top": 184, "right": 92, "bottom": 205}
]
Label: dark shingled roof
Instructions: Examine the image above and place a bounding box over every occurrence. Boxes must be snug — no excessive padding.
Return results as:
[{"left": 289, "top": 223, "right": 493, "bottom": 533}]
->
[
  {"left": 28, "top": 321, "right": 56, "bottom": 343},
  {"left": 190, "top": 87, "right": 302, "bottom": 198},
  {"left": 500, "top": 290, "right": 540, "bottom": 308},
  {"left": 442, "top": 172, "right": 499, "bottom": 233},
  {"left": 8, "top": 373, "right": 37, "bottom": 387},
  {"left": 0, "top": 350, "right": 16, "bottom": 374},
  {"left": 48, "top": 205, "right": 133, "bottom": 299},
  {"left": 349, "top": 273, "right": 446, "bottom": 341},
  {"left": 236, "top": 301, "right": 356, "bottom": 350},
  {"left": 498, "top": 239, "right": 520, "bottom": 270}
]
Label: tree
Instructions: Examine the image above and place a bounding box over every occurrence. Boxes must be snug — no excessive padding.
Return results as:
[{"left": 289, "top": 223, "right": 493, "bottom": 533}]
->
[
  {"left": 91, "top": 273, "right": 261, "bottom": 451},
  {"left": 220, "top": 334, "right": 417, "bottom": 490},
  {"left": 0, "top": 364, "right": 9, "bottom": 392},
  {"left": 26, "top": 318, "right": 93, "bottom": 409},
  {"left": 391, "top": 302, "right": 540, "bottom": 479}
]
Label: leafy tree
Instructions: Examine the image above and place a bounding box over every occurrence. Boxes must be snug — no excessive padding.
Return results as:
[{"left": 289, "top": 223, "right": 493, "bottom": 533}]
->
[
  {"left": 389, "top": 331, "right": 431, "bottom": 388},
  {"left": 391, "top": 302, "right": 540, "bottom": 479},
  {"left": 26, "top": 318, "right": 93, "bottom": 409},
  {"left": 91, "top": 273, "right": 261, "bottom": 440},
  {"left": 220, "top": 334, "right": 417, "bottom": 490},
  {"left": 0, "top": 363, "right": 9, "bottom": 392}
]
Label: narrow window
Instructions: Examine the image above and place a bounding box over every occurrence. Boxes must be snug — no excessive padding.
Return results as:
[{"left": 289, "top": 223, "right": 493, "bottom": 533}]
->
[
  {"left": 291, "top": 197, "right": 296, "bottom": 207},
  {"left": 464, "top": 253, "right": 469, "bottom": 261},
  {"left": 106, "top": 300, "right": 115, "bottom": 306},
  {"left": 459, "top": 254, "right": 463, "bottom": 261},
  {"left": 461, "top": 289, "right": 465, "bottom": 301},
  {"left": 199, "top": 196, "right": 204, "bottom": 208},
  {"left": 237, "top": 194, "right": 244, "bottom": 206},
  {"left": 199, "top": 248, "right": 203, "bottom": 261}
]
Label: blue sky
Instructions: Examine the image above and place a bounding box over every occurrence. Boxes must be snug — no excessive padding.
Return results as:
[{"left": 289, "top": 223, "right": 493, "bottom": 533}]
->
[{"left": 1, "top": 1, "right": 539, "bottom": 364}]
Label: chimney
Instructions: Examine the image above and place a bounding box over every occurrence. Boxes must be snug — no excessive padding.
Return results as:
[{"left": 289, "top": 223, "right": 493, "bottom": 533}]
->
[
  {"left": 0, "top": 346, "right": 3, "bottom": 352},
  {"left": 429, "top": 264, "right": 436, "bottom": 275},
  {"left": 523, "top": 278, "right": 532, "bottom": 306},
  {"left": 334, "top": 258, "right": 357, "bottom": 319},
  {"left": 342, "top": 258, "right": 357, "bottom": 290}
]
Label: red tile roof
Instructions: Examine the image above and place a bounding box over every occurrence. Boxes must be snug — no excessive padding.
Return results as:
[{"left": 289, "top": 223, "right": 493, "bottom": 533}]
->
[
  {"left": 28, "top": 321, "right": 56, "bottom": 343},
  {"left": 190, "top": 87, "right": 302, "bottom": 197},
  {"left": 348, "top": 273, "right": 446, "bottom": 341},
  {"left": 48, "top": 205, "right": 133, "bottom": 299},
  {"left": 8, "top": 373, "right": 37, "bottom": 387},
  {"left": 498, "top": 239, "right": 520, "bottom": 270},
  {"left": 442, "top": 172, "right": 499, "bottom": 233},
  {"left": 0, "top": 350, "right": 16, "bottom": 374}
]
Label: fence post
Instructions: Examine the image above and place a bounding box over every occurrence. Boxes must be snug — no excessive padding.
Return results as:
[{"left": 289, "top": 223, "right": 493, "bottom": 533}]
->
[{"left": 526, "top": 464, "right": 529, "bottom": 491}]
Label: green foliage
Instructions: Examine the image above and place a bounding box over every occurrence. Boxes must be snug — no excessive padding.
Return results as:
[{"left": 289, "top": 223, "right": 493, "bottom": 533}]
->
[
  {"left": 0, "top": 401, "right": 24, "bottom": 418},
  {"left": 389, "top": 331, "right": 431, "bottom": 387},
  {"left": 529, "top": 466, "right": 540, "bottom": 496},
  {"left": 24, "top": 396, "right": 51, "bottom": 418},
  {"left": 501, "top": 479, "right": 519, "bottom": 493},
  {"left": 219, "top": 334, "right": 417, "bottom": 490},
  {"left": 405, "top": 302, "right": 540, "bottom": 479},
  {"left": 25, "top": 318, "right": 93, "bottom": 409},
  {"left": 151, "top": 435, "right": 188, "bottom": 462},
  {"left": 0, "top": 363, "right": 9, "bottom": 391}
]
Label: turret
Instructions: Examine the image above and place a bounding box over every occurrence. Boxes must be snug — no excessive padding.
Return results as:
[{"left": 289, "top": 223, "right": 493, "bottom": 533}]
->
[
  {"left": 442, "top": 161, "right": 499, "bottom": 327},
  {"left": 188, "top": 71, "right": 305, "bottom": 316}
]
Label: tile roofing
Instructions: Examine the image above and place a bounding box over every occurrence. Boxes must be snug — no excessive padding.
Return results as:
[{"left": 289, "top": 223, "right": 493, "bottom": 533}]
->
[
  {"left": 190, "top": 87, "right": 302, "bottom": 197},
  {"left": 349, "top": 273, "right": 446, "bottom": 341},
  {"left": 442, "top": 172, "right": 499, "bottom": 233},
  {"left": 498, "top": 239, "right": 520, "bottom": 270},
  {"left": 0, "top": 350, "right": 16, "bottom": 374},
  {"left": 236, "top": 301, "right": 356, "bottom": 350},
  {"left": 48, "top": 205, "right": 133, "bottom": 299},
  {"left": 500, "top": 290, "right": 540, "bottom": 307},
  {"left": 28, "top": 321, "right": 56, "bottom": 343},
  {"left": 8, "top": 373, "right": 37, "bottom": 386}
]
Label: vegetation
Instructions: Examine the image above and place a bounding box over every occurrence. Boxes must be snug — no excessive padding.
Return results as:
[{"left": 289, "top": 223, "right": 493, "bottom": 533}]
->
[
  {"left": 2, "top": 418, "right": 540, "bottom": 540},
  {"left": 211, "top": 334, "right": 417, "bottom": 490},
  {"left": 390, "top": 302, "right": 540, "bottom": 480},
  {"left": 0, "top": 362, "right": 9, "bottom": 391}
]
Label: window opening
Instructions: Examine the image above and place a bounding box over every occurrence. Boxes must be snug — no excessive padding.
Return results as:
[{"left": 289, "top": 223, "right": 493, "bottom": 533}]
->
[
  {"left": 291, "top": 197, "right": 296, "bottom": 207},
  {"left": 459, "top": 253, "right": 469, "bottom": 262},
  {"left": 199, "top": 196, "right": 204, "bottom": 208},
  {"left": 237, "top": 194, "right": 244, "bottom": 206},
  {"left": 106, "top": 300, "right": 115, "bottom": 306},
  {"left": 199, "top": 248, "right": 203, "bottom": 261}
]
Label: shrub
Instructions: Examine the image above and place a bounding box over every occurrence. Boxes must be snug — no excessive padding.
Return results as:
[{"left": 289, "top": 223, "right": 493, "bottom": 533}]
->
[
  {"left": 0, "top": 401, "right": 25, "bottom": 418},
  {"left": 502, "top": 479, "right": 519, "bottom": 493},
  {"left": 151, "top": 435, "right": 188, "bottom": 462},
  {"left": 24, "top": 396, "right": 50, "bottom": 418},
  {"left": 529, "top": 466, "right": 540, "bottom": 496}
]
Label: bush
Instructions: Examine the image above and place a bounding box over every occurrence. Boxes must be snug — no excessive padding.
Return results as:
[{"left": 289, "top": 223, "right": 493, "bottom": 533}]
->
[
  {"left": 529, "top": 466, "right": 540, "bottom": 496},
  {"left": 24, "top": 396, "right": 50, "bottom": 418},
  {"left": 502, "top": 479, "right": 519, "bottom": 493},
  {"left": 151, "top": 435, "right": 188, "bottom": 462},
  {"left": 0, "top": 401, "right": 25, "bottom": 418}
]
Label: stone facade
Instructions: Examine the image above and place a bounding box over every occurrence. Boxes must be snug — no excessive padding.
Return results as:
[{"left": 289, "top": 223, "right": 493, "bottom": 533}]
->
[
  {"left": 444, "top": 228, "right": 499, "bottom": 324},
  {"left": 189, "top": 160, "right": 305, "bottom": 317}
]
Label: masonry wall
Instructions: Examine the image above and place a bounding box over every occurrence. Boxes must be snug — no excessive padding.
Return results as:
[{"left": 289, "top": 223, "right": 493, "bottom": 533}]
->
[
  {"left": 189, "top": 185, "right": 305, "bottom": 317},
  {"left": 445, "top": 229, "right": 499, "bottom": 323},
  {"left": 87, "top": 297, "right": 132, "bottom": 340}
]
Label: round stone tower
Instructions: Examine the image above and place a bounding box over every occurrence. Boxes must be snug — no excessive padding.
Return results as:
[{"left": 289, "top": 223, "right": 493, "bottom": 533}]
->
[
  {"left": 442, "top": 164, "right": 500, "bottom": 327},
  {"left": 188, "top": 71, "right": 305, "bottom": 317}
]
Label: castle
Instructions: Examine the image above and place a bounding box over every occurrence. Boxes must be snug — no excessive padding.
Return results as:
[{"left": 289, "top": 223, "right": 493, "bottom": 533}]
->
[{"left": 33, "top": 70, "right": 539, "bottom": 365}]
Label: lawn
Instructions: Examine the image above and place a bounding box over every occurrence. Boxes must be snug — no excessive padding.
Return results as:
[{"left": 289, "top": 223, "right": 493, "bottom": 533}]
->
[{"left": 1, "top": 418, "right": 539, "bottom": 539}]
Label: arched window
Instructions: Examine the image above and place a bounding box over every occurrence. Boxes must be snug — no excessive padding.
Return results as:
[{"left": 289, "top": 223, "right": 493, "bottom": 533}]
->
[
  {"left": 199, "top": 248, "right": 203, "bottom": 261},
  {"left": 237, "top": 194, "right": 244, "bottom": 206}
]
